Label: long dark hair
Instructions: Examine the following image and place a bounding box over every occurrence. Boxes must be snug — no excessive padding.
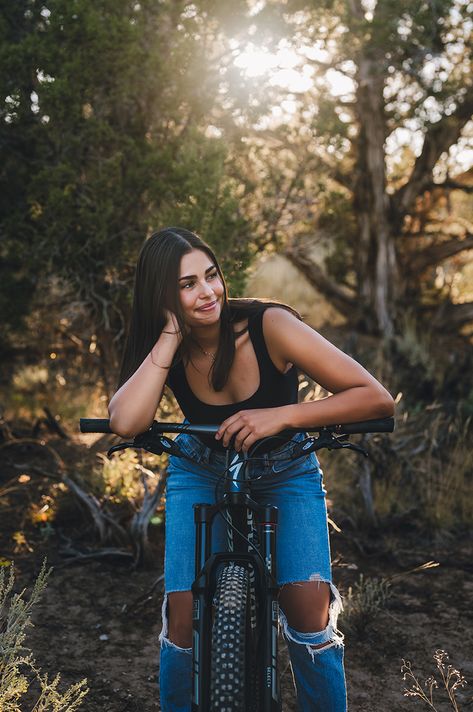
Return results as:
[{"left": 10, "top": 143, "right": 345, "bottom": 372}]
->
[{"left": 117, "top": 227, "right": 301, "bottom": 391}]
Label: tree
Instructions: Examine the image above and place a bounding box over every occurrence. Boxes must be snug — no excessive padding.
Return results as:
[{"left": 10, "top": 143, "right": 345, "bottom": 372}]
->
[
  {"left": 0, "top": 0, "right": 255, "bottom": 392},
  {"left": 228, "top": 0, "right": 473, "bottom": 336}
]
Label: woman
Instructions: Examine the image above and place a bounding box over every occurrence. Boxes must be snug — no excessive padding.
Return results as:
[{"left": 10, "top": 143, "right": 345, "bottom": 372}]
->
[{"left": 108, "top": 227, "right": 395, "bottom": 711}]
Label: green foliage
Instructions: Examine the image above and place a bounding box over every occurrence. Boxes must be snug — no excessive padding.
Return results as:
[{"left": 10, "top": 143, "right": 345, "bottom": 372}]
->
[
  {"left": 0, "top": 251, "right": 36, "bottom": 355},
  {"left": 89, "top": 449, "right": 167, "bottom": 504},
  {"left": 1, "top": 0, "right": 472, "bottom": 385},
  {"left": 0, "top": 559, "right": 88, "bottom": 711},
  {"left": 0, "top": 0, "right": 254, "bottom": 365}
]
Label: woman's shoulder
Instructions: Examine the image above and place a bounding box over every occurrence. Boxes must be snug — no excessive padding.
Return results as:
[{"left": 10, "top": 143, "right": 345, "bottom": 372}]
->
[
  {"left": 256, "top": 303, "right": 303, "bottom": 337},
  {"left": 228, "top": 297, "right": 301, "bottom": 322}
]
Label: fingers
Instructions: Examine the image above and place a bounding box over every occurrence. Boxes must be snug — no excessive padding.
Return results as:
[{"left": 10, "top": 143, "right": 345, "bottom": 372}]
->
[
  {"left": 216, "top": 416, "right": 243, "bottom": 449},
  {"left": 215, "top": 414, "right": 241, "bottom": 444},
  {"left": 233, "top": 426, "right": 253, "bottom": 453},
  {"left": 216, "top": 412, "right": 259, "bottom": 452}
]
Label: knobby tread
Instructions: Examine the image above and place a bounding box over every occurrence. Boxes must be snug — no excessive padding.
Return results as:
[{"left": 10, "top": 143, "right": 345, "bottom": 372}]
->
[{"left": 210, "top": 563, "right": 252, "bottom": 712}]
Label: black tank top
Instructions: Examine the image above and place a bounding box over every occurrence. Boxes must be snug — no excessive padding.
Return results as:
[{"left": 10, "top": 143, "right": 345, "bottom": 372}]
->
[{"left": 167, "top": 306, "right": 299, "bottom": 452}]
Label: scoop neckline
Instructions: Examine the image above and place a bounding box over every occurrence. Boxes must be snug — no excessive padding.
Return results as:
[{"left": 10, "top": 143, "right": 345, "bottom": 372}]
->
[{"left": 180, "top": 316, "right": 262, "bottom": 408}]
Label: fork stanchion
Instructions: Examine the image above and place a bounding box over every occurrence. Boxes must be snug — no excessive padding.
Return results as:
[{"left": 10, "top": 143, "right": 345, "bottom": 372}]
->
[
  {"left": 192, "top": 503, "right": 214, "bottom": 711},
  {"left": 258, "top": 506, "right": 281, "bottom": 711}
]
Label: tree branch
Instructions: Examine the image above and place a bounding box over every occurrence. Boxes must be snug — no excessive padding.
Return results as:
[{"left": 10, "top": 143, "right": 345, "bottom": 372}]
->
[
  {"left": 284, "top": 240, "right": 357, "bottom": 317},
  {"left": 129, "top": 469, "right": 166, "bottom": 567},
  {"left": 314, "top": 155, "right": 354, "bottom": 191},
  {"left": 431, "top": 300, "right": 473, "bottom": 330},
  {"left": 392, "top": 87, "right": 473, "bottom": 216},
  {"left": 429, "top": 179, "right": 473, "bottom": 194},
  {"left": 408, "top": 232, "right": 473, "bottom": 273}
]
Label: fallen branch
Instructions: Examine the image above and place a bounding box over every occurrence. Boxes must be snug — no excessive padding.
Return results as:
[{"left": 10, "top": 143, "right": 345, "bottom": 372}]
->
[
  {"left": 121, "top": 573, "right": 165, "bottom": 615},
  {"left": 129, "top": 468, "right": 166, "bottom": 567},
  {"left": 32, "top": 407, "right": 69, "bottom": 440},
  {"left": 0, "top": 438, "right": 67, "bottom": 474},
  {"left": 63, "top": 475, "right": 128, "bottom": 546},
  {"left": 57, "top": 545, "right": 134, "bottom": 566}
]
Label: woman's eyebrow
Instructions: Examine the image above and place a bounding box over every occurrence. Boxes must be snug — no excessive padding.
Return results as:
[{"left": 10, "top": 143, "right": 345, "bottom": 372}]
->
[{"left": 178, "top": 265, "right": 216, "bottom": 281}]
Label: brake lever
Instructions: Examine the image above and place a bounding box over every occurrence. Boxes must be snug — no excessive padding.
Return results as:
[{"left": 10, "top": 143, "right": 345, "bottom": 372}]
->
[
  {"left": 291, "top": 433, "right": 369, "bottom": 458},
  {"left": 107, "top": 441, "right": 135, "bottom": 458},
  {"left": 338, "top": 441, "right": 369, "bottom": 458},
  {"left": 107, "top": 434, "right": 183, "bottom": 459}
]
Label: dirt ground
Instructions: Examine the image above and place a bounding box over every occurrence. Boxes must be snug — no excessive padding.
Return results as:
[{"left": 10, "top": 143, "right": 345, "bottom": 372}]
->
[{"left": 2, "top": 433, "right": 473, "bottom": 711}]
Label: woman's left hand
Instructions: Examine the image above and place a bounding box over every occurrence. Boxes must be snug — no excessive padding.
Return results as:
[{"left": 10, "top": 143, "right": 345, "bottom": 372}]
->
[{"left": 215, "top": 407, "right": 288, "bottom": 452}]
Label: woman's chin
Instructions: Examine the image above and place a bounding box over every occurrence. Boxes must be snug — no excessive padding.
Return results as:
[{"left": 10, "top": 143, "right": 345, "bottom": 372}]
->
[{"left": 192, "top": 306, "right": 221, "bottom": 325}]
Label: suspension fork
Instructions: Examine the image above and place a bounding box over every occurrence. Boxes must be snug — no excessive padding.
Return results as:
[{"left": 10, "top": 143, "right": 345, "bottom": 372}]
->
[
  {"left": 191, "top": 503, "right": 213, "bottom": 712},
  {"left": 257, "top": 506, "right": 280, "bottom": 711}
]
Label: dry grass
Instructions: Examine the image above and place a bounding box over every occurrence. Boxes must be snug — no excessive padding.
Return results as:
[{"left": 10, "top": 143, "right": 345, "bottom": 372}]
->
[
  {"left": 402, "top": 650, "right": 468, "bottom": 711},
  {"left": 320, "top": 399, "right": 473, "bottom": 533},
  {"left": 341, "top": 573, "right": 392, "bottom": 635}
]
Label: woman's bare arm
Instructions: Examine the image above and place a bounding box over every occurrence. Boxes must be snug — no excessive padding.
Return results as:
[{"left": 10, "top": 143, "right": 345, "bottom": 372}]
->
[
  {"left": 264, "top": 308, "right": 395, "bottom": 429},
  {"left": 108, "top": 329, "right": 181, "bottom": 438},
  {"left": 212, "top": 307, "right": 395, "bottom": 451}
]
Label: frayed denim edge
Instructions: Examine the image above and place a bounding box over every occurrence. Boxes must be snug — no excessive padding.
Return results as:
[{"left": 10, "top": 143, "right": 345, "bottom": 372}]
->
[
  {"left": 279, "top": 575, "right": 345, "bottom": 662},
  {"left": 158, "top": 592, "right": 192, "bottom": 654}
]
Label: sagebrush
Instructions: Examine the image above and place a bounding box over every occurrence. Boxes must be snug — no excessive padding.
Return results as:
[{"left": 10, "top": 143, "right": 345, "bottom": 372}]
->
[{"left": 0, "top": 558, "right": 88, "bottom": 711}]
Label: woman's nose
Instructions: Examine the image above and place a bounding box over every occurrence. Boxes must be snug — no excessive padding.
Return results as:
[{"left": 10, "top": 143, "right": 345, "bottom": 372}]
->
[{"left": 199, "top": 281, "right": 214, "bottom": 297}]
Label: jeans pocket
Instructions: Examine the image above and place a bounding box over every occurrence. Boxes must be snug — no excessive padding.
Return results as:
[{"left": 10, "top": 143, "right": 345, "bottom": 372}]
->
[
  {"left": 271, "top": 451, "right": 320, "bottom": 476},
  {"left": 271, "top": 457, "right": 295, "bottom": 475},
  {"left": 167, "top": 435, "right": 202, "bottom": 474},
  {"left": 178, "top": 433, "right": 203, "bottom": 458}
]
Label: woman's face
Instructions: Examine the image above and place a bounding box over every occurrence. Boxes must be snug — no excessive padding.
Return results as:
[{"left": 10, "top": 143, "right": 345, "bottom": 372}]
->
[{"left": 178, "top": 249, "right": 224, "bottom": 326}]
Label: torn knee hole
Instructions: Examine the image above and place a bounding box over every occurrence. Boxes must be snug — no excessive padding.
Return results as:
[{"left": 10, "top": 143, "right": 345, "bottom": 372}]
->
[
  {"left": 309, "top": 640, "right": 333, "bottom": 650},
  {"left": 160, "top": 635, "right": 192, "bottom": 653}
]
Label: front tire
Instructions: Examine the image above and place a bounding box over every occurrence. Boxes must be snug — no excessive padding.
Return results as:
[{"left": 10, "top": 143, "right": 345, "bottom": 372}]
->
[{"left": 210, "top": 563, "right": 257, "bottom": 712}]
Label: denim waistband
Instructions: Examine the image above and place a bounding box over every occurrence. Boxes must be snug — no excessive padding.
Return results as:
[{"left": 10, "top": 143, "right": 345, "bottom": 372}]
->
[{"left": 175, "top": 427, "right": 308, "bottom": 466}]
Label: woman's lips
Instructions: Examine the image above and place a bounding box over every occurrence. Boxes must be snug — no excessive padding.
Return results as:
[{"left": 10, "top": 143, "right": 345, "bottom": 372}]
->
[{"left": 196, "top": 300, "right": 218, "bottom": 312}]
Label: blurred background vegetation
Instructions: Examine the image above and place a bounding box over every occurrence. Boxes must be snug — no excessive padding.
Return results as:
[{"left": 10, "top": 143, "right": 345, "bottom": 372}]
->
[
  {"left": 1, "top": 0, "right": 472, "bottom": 546},
  {"left": 1, "top": 2, "right": 472, "bottom": 708}
]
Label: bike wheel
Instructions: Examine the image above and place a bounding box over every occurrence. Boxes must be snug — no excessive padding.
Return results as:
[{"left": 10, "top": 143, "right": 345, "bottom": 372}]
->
[{"left": 210, "top": 562, "right": 258, "bottom": 712}]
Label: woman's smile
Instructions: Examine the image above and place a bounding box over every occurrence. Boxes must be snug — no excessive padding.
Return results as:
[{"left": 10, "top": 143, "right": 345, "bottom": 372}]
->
[{"left": 196, "top": 300, "right": 218, "bottom": 312}]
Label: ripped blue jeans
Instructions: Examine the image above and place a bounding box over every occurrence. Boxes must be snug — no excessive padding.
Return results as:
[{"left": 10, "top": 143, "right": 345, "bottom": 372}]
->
[{"left": 158, "top": 431, "right": 347, "bottom": 711}]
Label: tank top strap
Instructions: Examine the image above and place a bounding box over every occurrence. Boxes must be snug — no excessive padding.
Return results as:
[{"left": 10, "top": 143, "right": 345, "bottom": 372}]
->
[{"left": 247, "top": 307, "right": 280, "bottom": 378}]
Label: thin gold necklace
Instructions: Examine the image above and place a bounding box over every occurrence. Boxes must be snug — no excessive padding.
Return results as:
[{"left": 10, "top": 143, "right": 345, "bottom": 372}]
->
[{"left": 193, "top": 339, "right": 217, "bottom": 362}]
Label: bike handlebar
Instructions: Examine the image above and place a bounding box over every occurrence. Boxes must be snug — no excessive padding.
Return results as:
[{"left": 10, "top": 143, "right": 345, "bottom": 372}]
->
[{"left": 79, "top": 416, "right": 395, "bottom": 436}]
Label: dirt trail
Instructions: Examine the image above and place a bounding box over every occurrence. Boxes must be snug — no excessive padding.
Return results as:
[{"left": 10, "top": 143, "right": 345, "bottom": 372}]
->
[
  {"left": 9, "top": 533, "right": 471, "bottom": 712},
  {"left": 2, "top": 432, "right": 472, "bottom": 711}
]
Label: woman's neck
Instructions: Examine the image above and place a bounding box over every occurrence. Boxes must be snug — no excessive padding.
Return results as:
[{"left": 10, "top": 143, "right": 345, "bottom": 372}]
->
[{"left": 190, "top": 321, "right": 221, "bottom": 351}]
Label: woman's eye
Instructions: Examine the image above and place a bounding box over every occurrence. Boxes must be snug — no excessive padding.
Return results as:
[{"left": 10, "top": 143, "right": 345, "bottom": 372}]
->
[{"left": 181, "top": 272, "right": 217, "bottom": 290}]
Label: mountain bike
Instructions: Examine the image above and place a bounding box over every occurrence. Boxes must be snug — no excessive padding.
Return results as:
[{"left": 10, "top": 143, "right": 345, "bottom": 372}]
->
[{"left": 80, "top": 415, "right": 394, "bottom": 711}]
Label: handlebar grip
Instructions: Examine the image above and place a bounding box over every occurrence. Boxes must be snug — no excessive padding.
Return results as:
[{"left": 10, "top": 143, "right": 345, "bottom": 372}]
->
[
  {"left": 331, "top": 416, "right": 394, "bottom": 434},
  {"left": 79, "top": 416, "right": 395, "bottom": 436},
  {"left": 80, "top": 418, "right": 112, "bottom": 434}
]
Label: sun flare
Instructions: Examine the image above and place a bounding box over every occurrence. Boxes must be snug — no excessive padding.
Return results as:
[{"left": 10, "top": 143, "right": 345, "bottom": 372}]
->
[{"left": 232, "top": 42, "right": 355, "bottom": 97}]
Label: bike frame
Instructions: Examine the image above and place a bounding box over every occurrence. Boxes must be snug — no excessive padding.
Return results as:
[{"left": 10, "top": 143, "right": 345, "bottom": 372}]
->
[{"left": 191, "top": 451, "right": 281, "bottom": 712}]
